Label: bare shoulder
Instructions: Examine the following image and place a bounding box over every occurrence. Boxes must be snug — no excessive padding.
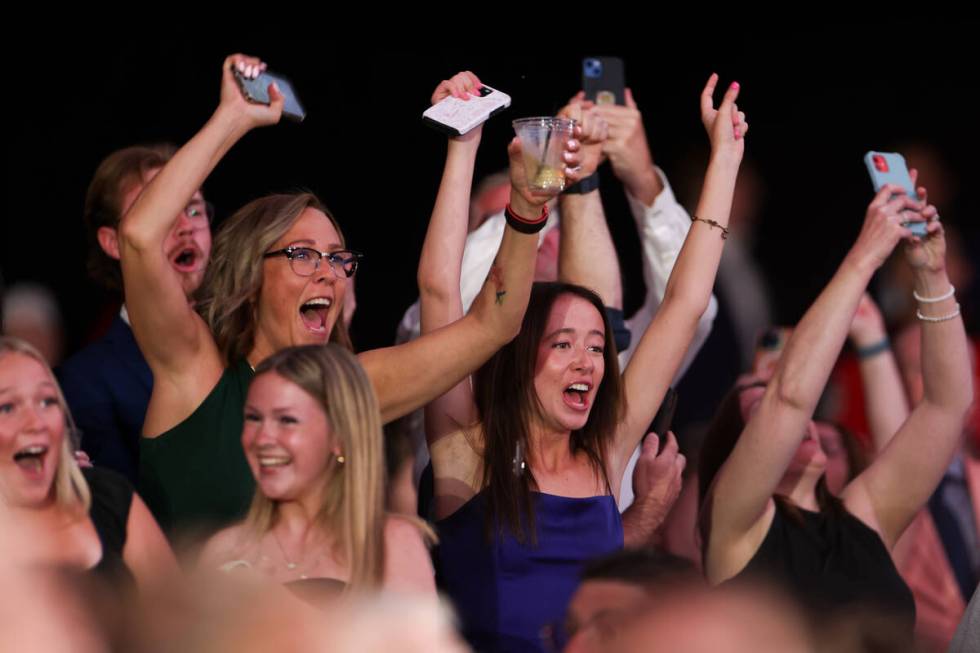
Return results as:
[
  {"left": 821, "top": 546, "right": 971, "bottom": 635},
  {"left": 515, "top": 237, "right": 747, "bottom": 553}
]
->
[
  {"left": 384, "top": 514, "right": 436, "bottom": 549},
  {"left": 199, "top": 522, "right": 250, "bottom": 568},
  {"left": 383, "top": 514, "right": 436, "bottom": 595}
]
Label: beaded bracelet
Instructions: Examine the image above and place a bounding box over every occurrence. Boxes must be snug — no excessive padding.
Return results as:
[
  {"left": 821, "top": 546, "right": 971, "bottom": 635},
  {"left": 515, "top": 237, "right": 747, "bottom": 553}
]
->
[
  {"left": 913, "top": 284, "right": 955, "bottom": 304},
  {"left": 916, "top": 303, "right": 961, "bottom": 323}
]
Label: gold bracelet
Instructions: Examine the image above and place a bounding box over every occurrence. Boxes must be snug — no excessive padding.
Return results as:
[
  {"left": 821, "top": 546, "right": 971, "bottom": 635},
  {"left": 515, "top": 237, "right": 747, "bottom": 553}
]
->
[{"left": 691, "top": 215, "right": 729, "bottom": 239}]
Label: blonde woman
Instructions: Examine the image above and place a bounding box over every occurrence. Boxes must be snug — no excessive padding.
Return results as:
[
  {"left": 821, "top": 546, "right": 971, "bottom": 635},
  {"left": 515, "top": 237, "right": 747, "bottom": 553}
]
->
[
  {"left": 200, "top": 344, "right": 435, "bottom": 599},
  {"left": 0, "top": 337, "right": 177, "bottom": 595},
  {"left": 118, "top": 57, "right": 579, "bottom": 535}
]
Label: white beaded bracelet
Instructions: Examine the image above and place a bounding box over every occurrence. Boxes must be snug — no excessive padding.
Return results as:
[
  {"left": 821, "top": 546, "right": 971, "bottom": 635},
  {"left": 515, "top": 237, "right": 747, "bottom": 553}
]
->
[
  {"left": 916, "top": 303, "right": 961, "bottom": 323},
  {"left": 913, "top": 284, "right": 955, "bottom": 304}
]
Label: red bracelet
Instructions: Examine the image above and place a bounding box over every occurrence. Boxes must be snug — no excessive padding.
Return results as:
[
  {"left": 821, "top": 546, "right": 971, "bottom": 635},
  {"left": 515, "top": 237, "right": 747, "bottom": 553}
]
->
[{"left": 505, "top": 203, "right": 549, "bottom": 234}]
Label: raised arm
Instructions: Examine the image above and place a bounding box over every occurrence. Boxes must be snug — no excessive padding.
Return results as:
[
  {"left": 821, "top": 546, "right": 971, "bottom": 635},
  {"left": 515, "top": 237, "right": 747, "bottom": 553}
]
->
[
  {"left": 595, "top": 88, "right": 718, "bottom": 373},
  {"left": 848, "top": 292, "right": 910, "bottom": 451},
  {"left": 417, "top": 72, "right": 485, "bottom": 439},
  {"left": 705, "top": 184, "right": 925, "bottom": 559},
  {"left": 555, "top": 104, "right": 621, "bottom": 308},
  {"left": 118, "top": 55, "right": 283, "bottom": 430},
  {"left": 611, "top": 75, "right": 748, "bottom": 479},
  {"left": 843, "top": 187, "right": 972, "bottom": 549},
  {"left": 361, "top": 88, "right": 586, "bottom": 427}
]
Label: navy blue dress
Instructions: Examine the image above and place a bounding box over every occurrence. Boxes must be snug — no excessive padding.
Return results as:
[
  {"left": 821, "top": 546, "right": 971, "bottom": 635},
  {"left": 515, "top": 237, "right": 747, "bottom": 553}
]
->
[{"left": 437, "top": 490, "right": 623, "bottom": 653}]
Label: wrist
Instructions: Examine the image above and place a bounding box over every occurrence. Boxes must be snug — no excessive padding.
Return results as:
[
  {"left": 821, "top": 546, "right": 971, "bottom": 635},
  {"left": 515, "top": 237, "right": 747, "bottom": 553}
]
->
[
  {"left": 854, "top": 336, "right": 890, "bottom": 360},
  {"left": 509, "top": 190, "right": 540, "bottom": 217},
  {"left": 621, "top": 163, "right": 663, "bottom": 205},
  {"left": 912, "top": 269, "right": 951, "bottom": 296},
  {"left": 211, "top": 104, "right": 252, "bottom": 139}
]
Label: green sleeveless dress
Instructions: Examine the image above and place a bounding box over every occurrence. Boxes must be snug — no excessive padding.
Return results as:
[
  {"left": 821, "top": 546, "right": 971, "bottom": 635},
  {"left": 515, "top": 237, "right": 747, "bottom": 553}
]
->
[{"left": 138, "top": 359, "right": 255, "bottom": 536}]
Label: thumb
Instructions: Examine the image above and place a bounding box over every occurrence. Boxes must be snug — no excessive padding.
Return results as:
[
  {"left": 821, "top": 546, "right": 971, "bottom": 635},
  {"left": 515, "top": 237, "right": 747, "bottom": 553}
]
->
[
  {"left": 267, "top": 81, "right": 285, "bottom": 113},
  {"left": 625, "top": 87, "right": 638, "bottom": 109}
]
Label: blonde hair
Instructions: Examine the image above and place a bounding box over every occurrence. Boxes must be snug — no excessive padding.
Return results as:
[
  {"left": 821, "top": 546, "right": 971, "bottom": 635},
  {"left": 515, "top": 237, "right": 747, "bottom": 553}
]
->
[
  {"left": 0, "top": 337, "right": 90, "bottom": 513},
  {"left": 194, "top": 193, "right": 353, "bottom": 366},
  {"left": 244, "top": 344, "right": 384, "bottom": 590}
]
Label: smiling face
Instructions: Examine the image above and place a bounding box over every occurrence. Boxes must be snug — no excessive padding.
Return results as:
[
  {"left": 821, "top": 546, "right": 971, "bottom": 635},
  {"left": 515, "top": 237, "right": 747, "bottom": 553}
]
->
[
  {"left": 0, "top": 352, "right": 66, "bottom": 508},
  {"left": 242, "top": 371, "right": 338, "bottom": 505},
  {"left": 531, "top": 294, "right": 607, "bottom": 435},
  {"left": 252, "top": 208, "right": 347, "bottom": 362}
]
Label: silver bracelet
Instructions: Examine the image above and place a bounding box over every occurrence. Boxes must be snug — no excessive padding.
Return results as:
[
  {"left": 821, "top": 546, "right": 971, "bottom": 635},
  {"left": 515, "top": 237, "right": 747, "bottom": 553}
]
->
[
  {"left": 916, "top": 303, "right": 961, "bottom": 323},
  {"left": 913, "top": 284, "right": 955, "bottom": 304}
]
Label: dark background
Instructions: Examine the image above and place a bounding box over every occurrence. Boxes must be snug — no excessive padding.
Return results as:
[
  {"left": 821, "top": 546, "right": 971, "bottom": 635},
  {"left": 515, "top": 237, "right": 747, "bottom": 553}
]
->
[{"left": 4, "top": 28, "right": 978, "bottom": 360}]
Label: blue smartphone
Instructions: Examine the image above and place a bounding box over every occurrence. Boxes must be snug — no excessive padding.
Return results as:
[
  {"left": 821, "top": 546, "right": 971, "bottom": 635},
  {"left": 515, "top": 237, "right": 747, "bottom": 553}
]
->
[{"left": 864, "top": 151, "right": 927, "bottom": 236}]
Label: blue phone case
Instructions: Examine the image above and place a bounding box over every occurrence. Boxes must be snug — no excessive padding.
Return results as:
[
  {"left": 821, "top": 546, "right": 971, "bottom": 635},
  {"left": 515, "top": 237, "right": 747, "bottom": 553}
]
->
[{"left": 864, "top": 151, "right": 927, "bottom": 236}]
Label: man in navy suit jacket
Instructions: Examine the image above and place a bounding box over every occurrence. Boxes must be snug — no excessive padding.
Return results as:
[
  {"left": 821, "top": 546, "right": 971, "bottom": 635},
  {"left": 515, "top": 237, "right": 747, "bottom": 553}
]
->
[{"left": 58, "top": 144, "right": 213, "bottom": 483}]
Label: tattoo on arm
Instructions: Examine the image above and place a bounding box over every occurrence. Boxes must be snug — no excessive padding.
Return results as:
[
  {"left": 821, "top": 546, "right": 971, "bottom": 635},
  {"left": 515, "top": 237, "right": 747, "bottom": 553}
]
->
[{"left": 488, "top": 265, "right": 507, "bottom": 305}]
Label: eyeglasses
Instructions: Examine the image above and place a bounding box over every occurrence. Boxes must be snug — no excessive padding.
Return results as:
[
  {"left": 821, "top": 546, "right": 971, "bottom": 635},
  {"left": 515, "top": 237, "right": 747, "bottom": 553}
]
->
[
  {"left": 184, "top": 199, "right": 215, "bottom": 223},
  {"left": 263, "top": 246, "right": 363, "bottom": 278}
]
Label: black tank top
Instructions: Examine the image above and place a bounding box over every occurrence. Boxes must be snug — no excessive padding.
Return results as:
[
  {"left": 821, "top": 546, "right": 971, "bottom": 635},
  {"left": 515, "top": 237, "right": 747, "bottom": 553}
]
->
[{"left": 732, "top": 501, "right": 916, "bottom": 630}]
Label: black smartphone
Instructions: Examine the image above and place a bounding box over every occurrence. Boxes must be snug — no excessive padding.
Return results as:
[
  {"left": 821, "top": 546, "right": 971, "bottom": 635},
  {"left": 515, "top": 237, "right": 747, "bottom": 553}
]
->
[
  {"left": 582, "top": 57, "right": 625, "bottom": 106},
  {"left": 233, "top": 67, "right": 306, "bottom": 122}
]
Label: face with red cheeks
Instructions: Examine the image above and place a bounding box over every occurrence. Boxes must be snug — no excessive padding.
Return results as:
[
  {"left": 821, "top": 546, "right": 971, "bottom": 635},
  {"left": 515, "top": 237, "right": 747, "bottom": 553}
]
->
[
  {"left": 0, "top": 352, "right": 66, "bottom": 508},
  {"left": 241, "top": 371, "right": 338, "bottom": 503},
  {"left": 255, "top": 208, "right": 348, "bottom": 356},
  {"left": 532, "top": 294, "right": 607, "bottom": 435}
]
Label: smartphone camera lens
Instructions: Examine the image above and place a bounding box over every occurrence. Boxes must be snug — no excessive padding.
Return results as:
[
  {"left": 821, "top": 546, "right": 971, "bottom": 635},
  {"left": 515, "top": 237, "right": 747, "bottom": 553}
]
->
[
  {"left": 479, "top": 87, "right": 492, "bottom": 97},
  {"left": 584, "top": 59, "right": 603, "bottom": 79}
]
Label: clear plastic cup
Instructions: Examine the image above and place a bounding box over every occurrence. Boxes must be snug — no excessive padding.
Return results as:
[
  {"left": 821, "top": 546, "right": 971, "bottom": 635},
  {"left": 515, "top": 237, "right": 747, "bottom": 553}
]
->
[{"left": 512, "top": 117, "right": 576, "bottom": 194}]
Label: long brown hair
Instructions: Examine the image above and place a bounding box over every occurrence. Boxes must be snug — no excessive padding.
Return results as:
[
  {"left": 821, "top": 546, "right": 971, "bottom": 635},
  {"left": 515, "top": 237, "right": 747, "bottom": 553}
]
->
[
  {"left": 243, "top": 344, "right": 384, "bottom": 591},
  {"left": 474, "top": 282, "right": 624, "bottom": 544},
  {"left": 194, "top": 193, "right": 353, "bottom": 366}
]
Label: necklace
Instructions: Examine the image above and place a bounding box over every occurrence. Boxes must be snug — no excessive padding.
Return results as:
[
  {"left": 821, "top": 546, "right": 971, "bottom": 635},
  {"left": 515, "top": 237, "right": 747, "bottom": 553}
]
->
[{"left": 271, "top": 528, "right": 320, "bottom": 580}]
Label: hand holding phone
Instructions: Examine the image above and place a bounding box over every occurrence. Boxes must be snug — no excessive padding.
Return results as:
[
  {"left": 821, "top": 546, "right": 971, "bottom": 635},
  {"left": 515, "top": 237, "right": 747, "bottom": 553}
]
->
[
  {"left": 423, "top": 73, "right": 510, "bottom": 137},
  {"left": 232, "top": 64, "right": 306, "bottom": 122},
  {"left": 864, "top": 151, "right": 926, "bottom": 236},
  {"left": 582, "top": 57, "right": 625, "bottom": 106}
]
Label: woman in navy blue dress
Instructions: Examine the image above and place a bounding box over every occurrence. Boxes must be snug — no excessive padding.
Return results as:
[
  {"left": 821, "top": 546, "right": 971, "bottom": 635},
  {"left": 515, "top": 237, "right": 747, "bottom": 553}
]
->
[{"left": 419, "top": 72, "right": 749, "bottom": 652}]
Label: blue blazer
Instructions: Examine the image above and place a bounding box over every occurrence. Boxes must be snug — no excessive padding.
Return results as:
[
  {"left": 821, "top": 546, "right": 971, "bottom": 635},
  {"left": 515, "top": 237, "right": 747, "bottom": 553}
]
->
[{"left": 57, "top": 315, "right": 152, "bottom": 484}]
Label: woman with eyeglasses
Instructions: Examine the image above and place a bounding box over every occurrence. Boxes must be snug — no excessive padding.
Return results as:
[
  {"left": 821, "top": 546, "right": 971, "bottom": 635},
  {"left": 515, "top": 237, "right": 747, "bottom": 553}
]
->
[{"left": 117, "top": 56, "right": 582, "bottom": 537}]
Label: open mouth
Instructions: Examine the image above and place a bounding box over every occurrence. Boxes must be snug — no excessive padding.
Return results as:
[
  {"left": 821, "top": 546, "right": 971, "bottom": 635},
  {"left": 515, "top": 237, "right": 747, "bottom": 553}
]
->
[
  {"left": 299, "top": 297, "right": 332, "bottom": 334},
  {"left": 12, "top": 445, "right": 48, "bottom": 475},
  {"left": 257, "top": 454, "right": 292, "bottom": 470},
  {"left": 171, "top": 247, "right": 200, "bottom": 272},
  {"left": 563, "top": 382, "right": 592, "bottom": 410}
]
